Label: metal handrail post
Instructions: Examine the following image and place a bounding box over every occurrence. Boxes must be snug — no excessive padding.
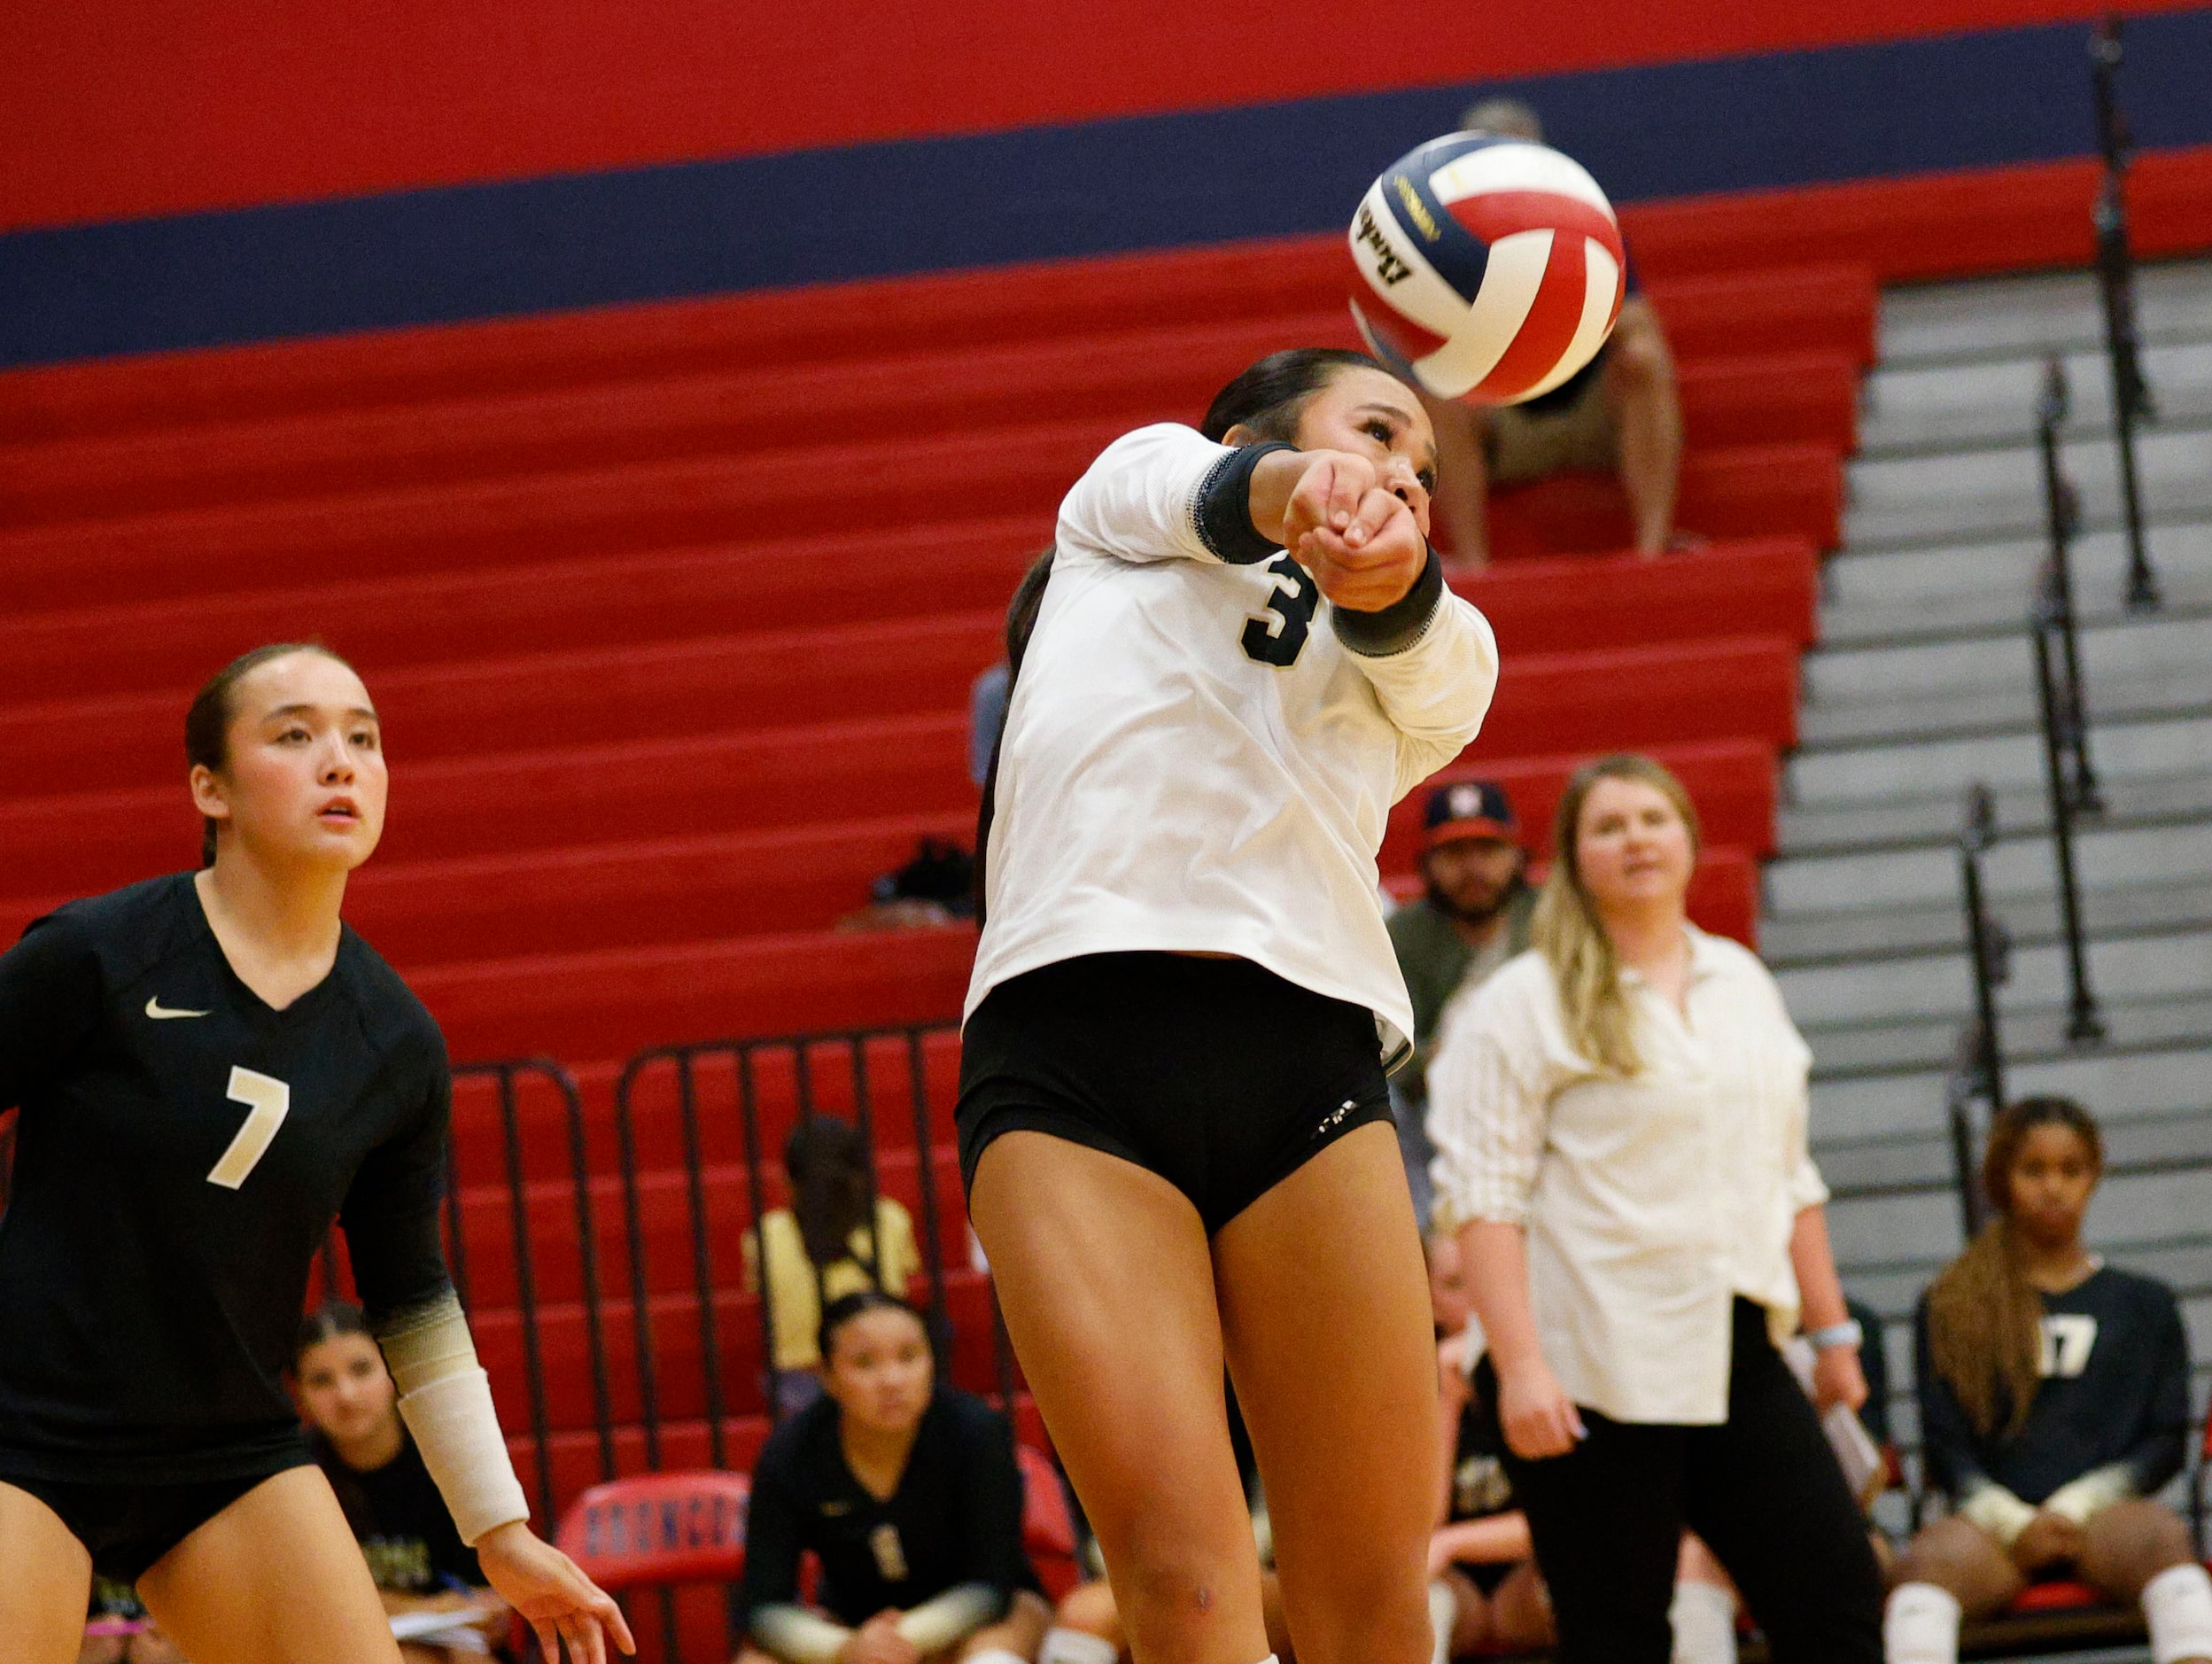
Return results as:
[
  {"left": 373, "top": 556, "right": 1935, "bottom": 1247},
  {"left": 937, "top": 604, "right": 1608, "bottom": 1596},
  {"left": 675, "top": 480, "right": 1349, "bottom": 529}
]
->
[
  {"left": 2031, "top": 620, "right": 2108, "bottom": 1045},
  {"left": 2089, "top": 16, "right": 2162, "bottom": 610},
  {"left": 1960, "top": 785, "right": 2009, "bottom": 1114},
  {"left": 2035, "top": 359, "right": 2102, "bottom": 814}
]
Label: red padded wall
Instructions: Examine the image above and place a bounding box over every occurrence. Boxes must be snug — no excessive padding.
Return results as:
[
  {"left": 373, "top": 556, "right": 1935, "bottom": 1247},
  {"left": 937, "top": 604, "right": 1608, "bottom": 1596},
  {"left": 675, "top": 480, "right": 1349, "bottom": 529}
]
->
[{"left": 5, "top": 0, "right": 2204, "bottom": 232}]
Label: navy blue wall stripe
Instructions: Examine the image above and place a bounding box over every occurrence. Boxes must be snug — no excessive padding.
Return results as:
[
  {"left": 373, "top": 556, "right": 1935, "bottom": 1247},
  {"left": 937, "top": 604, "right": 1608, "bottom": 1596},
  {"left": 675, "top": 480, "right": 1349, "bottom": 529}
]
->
[{"left": 2, "top": 12, "right": 2207, "bottom": 368}]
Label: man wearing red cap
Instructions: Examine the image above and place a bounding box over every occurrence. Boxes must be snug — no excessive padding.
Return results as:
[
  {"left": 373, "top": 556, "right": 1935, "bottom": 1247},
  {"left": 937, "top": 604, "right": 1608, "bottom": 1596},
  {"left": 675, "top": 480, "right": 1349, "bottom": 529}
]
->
[{"left": 1386, "top": 779, "right": 1533, "bottom": 1225}]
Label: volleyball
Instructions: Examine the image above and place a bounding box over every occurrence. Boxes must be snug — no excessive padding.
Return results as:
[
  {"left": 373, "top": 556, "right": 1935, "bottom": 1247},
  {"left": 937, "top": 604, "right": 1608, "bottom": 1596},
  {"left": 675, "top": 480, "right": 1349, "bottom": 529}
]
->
[{"left": 1347, "top": 132, "right": 1627, "bottom": 406}]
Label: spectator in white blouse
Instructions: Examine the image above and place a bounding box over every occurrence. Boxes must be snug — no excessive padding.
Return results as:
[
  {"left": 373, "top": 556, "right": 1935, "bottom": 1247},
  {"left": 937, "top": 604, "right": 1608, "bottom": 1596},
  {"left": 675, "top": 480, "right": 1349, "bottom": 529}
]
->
[{"left": 1425, "top": 753, "right": 1884, "bottom": 1664}]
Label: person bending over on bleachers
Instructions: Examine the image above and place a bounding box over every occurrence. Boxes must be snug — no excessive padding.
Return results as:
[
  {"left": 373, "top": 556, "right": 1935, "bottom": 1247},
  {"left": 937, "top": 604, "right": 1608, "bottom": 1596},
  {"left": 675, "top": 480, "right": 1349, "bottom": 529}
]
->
[
  {"left": 1421, "top": 98, "right": 1686, "bottom": 570},
  {"left": 735, "top": 1291, "right": 1050, "bottom": 1664},
  {"left": 1885, "top": 1096, "right": 2210, "bottom": 1664},
  {"left": 291, "top": 1302, "right": 508, "bottom": 1663},
  {"left": 744, "top": 1116, "right": 923, "bottom": 1418},
  {"left": 1428, "top": 752, "right": 1884, "bottom": 1664}
]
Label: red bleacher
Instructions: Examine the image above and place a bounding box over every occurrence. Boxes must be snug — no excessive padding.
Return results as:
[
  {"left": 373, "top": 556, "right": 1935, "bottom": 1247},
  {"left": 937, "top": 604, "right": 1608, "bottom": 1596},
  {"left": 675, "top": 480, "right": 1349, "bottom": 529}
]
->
[{"left": 0, "top": 207, "right": 1870, "bottom": 1583}]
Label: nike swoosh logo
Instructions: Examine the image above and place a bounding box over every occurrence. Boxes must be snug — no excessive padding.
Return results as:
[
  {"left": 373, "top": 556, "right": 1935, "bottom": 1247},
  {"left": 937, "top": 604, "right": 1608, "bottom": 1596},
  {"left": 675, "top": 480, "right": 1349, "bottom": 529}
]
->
[{"left": 145, "top": 996, "right": 213, "bottom": 1020}]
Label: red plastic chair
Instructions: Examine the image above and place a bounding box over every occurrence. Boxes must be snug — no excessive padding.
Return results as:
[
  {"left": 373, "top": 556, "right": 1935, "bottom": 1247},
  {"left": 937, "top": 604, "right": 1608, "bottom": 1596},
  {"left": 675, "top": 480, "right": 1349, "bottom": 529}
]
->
[
  {"left": 1018, "top": 1443, "right": 1079, "bottom": 1599},
  {"left": 555, "top": 1470, "right": 753, "bottom": 1591}
]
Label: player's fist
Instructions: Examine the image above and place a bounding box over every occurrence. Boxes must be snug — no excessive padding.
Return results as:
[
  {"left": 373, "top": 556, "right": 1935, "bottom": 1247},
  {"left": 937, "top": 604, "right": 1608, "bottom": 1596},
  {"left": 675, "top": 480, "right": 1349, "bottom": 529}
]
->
[{"left": 1277, "top": 451, "right": 1427, "bottom": 612}]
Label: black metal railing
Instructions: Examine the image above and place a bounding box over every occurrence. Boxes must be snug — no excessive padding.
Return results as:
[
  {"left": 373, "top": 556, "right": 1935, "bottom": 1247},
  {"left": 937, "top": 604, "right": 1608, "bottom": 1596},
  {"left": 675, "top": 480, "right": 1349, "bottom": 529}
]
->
[
  {"left": 1950, "top": 784, "right": 2011, "bottom": 1239},
  {"left": 2088, "top": 14, "right": 2162, "bottom": 612},
  {"left": 2029, "top": 362, "right": 2108, "bottom": 1046},
  {"left": 452, "top": 1057, "right": 617, "bottom": 1534},
  {"left": 577, "top": 1023, "right": 1009, "bottom": 1658}
]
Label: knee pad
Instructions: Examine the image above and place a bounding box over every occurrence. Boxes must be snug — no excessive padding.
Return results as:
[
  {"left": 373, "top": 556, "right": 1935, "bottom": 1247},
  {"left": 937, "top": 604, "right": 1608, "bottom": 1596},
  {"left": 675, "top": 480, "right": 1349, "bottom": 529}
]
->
[
  {"left": 1884, "top": 1582, "right": 1962, "bottom": 1664},
  {"left": 1039, "top": 1629, "right": 1120, "bottom": 1664},
  {"left": 1428, "top": 1577, "right": 1458, "bottom": 1664},
  {"left": 2143, "top": 1562, "right": 2212, "bottom": 1664},
  {"left": 1669, "top": 1578, "right": 1738, "bottom": 1664}
]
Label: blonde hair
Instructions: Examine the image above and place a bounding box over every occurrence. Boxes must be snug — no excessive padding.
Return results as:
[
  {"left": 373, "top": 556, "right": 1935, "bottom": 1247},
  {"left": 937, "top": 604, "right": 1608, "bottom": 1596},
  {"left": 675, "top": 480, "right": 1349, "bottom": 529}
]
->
[{"left": 1531, "top": 754, "right": 1702, "bottom": 1076}]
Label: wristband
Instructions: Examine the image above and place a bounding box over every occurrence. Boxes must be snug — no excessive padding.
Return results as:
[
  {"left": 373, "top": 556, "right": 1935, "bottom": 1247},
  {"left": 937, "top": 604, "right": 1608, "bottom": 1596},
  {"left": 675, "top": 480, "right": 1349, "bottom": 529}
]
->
[
  {"left": 1805, "top": 1319, "right": 1864, "bottom": 1352},
  {"left": 1193, "top": 441, "right": 1297, "bottom": 565}
]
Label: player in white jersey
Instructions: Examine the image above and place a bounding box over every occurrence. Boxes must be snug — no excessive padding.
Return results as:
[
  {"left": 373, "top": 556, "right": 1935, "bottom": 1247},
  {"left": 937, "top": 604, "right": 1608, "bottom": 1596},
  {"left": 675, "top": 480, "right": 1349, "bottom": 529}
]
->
[{"left": 959, "top": 349, "right": 1499, "bottom": 1664}]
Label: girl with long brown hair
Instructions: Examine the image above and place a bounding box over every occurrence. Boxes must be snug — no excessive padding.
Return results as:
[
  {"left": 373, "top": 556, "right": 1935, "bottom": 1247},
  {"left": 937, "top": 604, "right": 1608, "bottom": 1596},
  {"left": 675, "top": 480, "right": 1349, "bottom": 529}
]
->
[
  {"left": 1425, "top": 753, "right": 1883, "bottom": 1664},
  {"left": 1885, "top": 1096, "right": 2208, "bottom": 1664},
  {"left": 0, "top": 644, "right": 629, "bottom": 1664}
]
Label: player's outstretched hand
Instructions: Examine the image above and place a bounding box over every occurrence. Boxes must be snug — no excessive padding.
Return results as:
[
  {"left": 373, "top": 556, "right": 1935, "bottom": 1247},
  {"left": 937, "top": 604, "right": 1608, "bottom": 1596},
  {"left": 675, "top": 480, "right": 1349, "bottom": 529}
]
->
[
  {"left": 476, "top": 1520, "right": 637, "bottom": 1663},
  {"left": 1279, "top": 450, "right": 1427, "bottom": 613}
]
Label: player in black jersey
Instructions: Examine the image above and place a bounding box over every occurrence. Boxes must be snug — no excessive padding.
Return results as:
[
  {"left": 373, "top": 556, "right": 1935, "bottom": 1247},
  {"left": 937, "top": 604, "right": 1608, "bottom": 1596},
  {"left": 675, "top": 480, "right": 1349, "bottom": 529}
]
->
[
  {"left": 1885, "top": 1097, "right": 2212, "bottom": 1664},
  {"left": 0, "top": 644, "right": 631, "bottom": 1664},
  {"left": 735, "top": 1292, "right": 1048, "bottom": 1664}
]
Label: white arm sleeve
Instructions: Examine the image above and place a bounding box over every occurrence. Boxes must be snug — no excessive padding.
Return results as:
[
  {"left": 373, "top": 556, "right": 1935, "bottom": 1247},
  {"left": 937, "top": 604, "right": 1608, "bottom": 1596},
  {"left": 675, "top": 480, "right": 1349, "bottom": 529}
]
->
[
  {"left": 895, "top": 1583, "right": 1005, "bottom": 1651},
  {"left": 1958, "top": 1481, "right": 2039, "bottom": 1547},
  {"left": 1336, "top": 587, "right": 1499, "bottom": 802},
  {"left": 376, "top": 1292, "right": 532, "bottom": 1546},
  {"left": 751, "top": 1606, "right": 854, "bottom": 1664},
  {"left": 2042, "top": 1462, "right": 2138, "bottom": 1526},
  {"left": 1055, "top": 424, "right": 1237, "bottom": 568}
]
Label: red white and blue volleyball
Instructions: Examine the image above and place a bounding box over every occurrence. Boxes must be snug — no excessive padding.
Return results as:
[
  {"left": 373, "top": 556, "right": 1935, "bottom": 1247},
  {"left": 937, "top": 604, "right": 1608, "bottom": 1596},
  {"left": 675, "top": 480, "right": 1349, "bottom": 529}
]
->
[{"left": 1348, "top": 132, "right": 1627, "bottom": 406}]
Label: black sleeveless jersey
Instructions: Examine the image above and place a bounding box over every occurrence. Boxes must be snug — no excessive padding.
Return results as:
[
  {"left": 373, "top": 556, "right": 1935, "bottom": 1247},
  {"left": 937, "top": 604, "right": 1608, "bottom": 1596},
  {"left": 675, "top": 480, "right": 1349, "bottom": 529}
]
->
[{"left": 0, "top": 873, "right": 453, "bottom": 1483}]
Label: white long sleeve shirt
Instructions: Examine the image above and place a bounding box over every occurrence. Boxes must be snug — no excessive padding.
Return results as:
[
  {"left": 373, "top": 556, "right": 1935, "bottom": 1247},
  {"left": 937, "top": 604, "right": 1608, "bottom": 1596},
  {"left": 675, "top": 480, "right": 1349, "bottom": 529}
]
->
[
  {"left": 1425, "top": 929, "right": 1830, "bottom": 1425},
  {"left": 966, "top": 424, "right": 1499, "bottom": 1063}
]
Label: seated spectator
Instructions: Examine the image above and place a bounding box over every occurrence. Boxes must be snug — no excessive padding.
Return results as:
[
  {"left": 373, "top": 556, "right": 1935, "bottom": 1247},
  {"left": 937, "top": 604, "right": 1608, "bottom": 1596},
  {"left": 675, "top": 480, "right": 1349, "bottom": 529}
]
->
[
  {"left": 1428, "top": 1230, "right": 1738, "bottom": 1664},
  {"left": 1389, "top": 780, "right": 1534, "bottom": 1225},
  {"left": 743, "top": 1116, "right": 923, "bottom": 1416},
  {"left": 1422, "top": 98, "right": 1687, "bottom": 568},
  {"left": 735, "top": 1292, "right": 1050, "bottom": 1664},
  {"left": 1885, "top": 1097, "right": 2211, "bottom": 1664},
  {"left": 78, "top": 1580, "right": 187, "bottom": 1664},
  {"left": 291, "top": 1302, "right": 507, "bottom": 1663}
]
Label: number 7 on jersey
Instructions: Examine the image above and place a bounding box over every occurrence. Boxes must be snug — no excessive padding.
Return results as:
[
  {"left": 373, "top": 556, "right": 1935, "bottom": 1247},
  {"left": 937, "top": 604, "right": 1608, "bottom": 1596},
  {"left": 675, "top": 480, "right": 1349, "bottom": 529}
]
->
[{"left": 207, "top": 1066, "right": 291, "bottom": 1189}]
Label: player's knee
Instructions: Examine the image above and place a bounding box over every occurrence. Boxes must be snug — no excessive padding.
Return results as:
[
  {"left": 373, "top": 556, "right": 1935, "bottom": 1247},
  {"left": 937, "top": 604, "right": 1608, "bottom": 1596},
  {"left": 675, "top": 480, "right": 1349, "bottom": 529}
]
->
[
  {"left": 1291, "top": 1553, "right": 1432, "bottom": 1659},
  {"left": 1099, "top": 1511, "right": 1251, "bottom": 1634},
  {"left": 1052, "top": 1577, "right": 1122, "bottom": 1639},
  {"left": 1889, "top": 1519, "right": 1989, "bottom": 1596},
  {"left": 2092, "top": 1498, "right": 2194, "bottom": 1578}
]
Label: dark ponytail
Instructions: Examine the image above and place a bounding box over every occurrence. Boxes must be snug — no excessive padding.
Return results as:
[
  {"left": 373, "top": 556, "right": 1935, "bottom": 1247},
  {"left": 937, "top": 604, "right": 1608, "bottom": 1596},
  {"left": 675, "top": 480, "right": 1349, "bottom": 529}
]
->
[
  {"left": 1925, "top": 1096, "right": 2105, "bottom": 1437},
  {"left": 185, "top": 641, "right": 355, "bottom": 867},
  {"left": 1199, "top": 347, "right": 1389, "bottom": 444},
  {"left": 784, "top": 1116, "right": 879, "bottom": 1274}
]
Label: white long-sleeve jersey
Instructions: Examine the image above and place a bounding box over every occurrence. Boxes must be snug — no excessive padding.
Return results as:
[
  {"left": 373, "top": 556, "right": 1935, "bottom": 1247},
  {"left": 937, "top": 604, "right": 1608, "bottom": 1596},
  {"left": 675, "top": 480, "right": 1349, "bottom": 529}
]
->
[{"left": 966, "top": 423, "right": 1500, "bottom": 1064}]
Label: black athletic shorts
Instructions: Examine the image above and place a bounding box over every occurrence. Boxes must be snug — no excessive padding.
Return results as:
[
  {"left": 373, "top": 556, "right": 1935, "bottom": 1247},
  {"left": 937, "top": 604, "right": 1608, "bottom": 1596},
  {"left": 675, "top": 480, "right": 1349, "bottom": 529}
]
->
[
  {"left": 0, "top": 1450, "right": 312, "bottom": 1584},
  {"left": 957, "top": 953, "right": 1394, "bottom": 1235}
]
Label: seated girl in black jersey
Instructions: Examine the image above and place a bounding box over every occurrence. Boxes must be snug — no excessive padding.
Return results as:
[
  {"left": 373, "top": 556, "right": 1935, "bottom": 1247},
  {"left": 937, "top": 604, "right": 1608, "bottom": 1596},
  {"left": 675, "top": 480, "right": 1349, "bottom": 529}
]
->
[
  {"left": 1885, "top": 1097, "right": 2211, "bottom": 1664},
  {"left": 0, "top": 642, "right": 627, "bottom": 1664},
  {"left": 735, "top": 1291, "right": 1050, "bottom": 1664},
  {"left": 293, "top": 1302, "right": 508, "bottom": 1663}
]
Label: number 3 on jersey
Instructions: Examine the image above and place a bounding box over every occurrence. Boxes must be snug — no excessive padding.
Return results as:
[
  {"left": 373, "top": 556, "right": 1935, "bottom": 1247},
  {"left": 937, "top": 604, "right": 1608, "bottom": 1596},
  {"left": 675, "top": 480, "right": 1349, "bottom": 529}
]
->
[
  {"left": 207, "top": 1066, "right": 291, "bottom": 1189},
  {"left": 1242, "top": 553, "right": 1321, "bottom": 667}
]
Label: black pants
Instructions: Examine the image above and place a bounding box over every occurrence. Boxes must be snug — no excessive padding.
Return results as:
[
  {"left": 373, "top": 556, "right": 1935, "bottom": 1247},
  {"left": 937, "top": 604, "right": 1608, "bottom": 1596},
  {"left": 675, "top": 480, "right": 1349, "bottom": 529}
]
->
[{"left": 1492, "top": 1298, "right": 1884, "bottom": 1664}]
